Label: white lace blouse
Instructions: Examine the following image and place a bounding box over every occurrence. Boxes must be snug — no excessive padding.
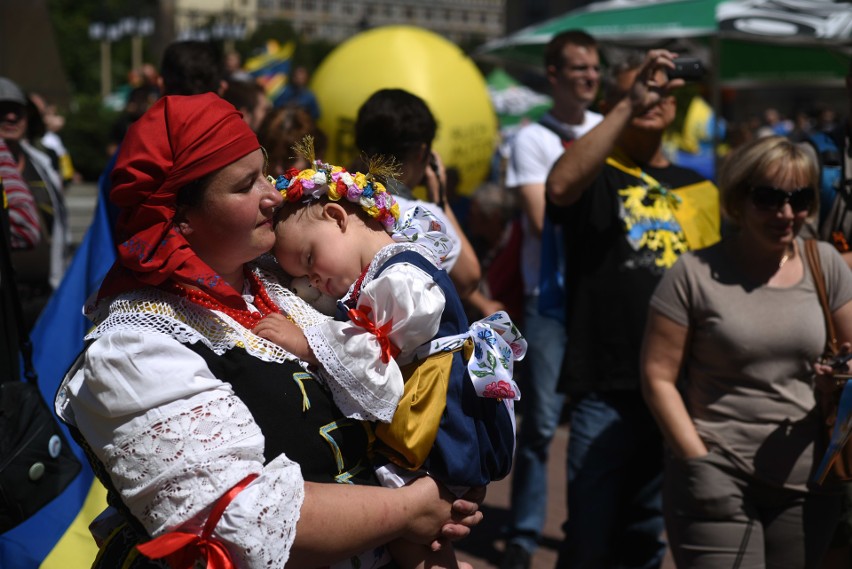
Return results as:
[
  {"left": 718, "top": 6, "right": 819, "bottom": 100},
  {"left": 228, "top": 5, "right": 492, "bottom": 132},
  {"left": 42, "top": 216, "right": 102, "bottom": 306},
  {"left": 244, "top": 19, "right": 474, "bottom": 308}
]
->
[{"left": 55, "top": 264, "right": 332, "bottom": 568}]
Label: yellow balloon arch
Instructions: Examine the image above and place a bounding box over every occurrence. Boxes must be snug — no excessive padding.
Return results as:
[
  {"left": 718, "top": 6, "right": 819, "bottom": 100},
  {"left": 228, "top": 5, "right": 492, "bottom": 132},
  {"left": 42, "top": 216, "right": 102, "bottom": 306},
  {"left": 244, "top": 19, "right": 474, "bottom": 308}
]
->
[{"left": 312, "top": 25, "right": 498, "bottom": 197}]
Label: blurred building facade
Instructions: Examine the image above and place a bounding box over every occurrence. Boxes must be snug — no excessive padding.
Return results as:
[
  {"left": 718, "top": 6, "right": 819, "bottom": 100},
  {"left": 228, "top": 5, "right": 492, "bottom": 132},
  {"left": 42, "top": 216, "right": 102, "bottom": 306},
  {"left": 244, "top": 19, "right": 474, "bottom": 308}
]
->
[
  {"left": 169, "top": 0, "right": 259, "bottom": 42},
  {"left": 504, "top": 0, "right": 597, "bottom": 33},
  {"left": 170, "top": 0, "right": 504, "bottom": 44},
  {"left": 164, "top": 0, "right": 607, "bottom": 54}
]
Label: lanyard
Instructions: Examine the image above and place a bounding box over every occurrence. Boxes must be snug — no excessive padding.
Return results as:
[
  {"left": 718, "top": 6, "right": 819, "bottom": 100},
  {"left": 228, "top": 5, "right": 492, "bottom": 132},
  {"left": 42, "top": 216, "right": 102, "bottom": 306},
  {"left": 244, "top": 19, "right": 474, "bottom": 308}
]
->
[{"left": 607, "top": 148, "right": 682, "bottom": 209}]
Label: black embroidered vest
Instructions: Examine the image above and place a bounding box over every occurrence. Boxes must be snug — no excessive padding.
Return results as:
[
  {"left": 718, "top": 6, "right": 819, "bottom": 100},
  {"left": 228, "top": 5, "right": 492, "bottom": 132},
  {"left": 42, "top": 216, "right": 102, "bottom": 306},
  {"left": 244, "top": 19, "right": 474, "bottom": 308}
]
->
[{"left": 185, "top": 341, "right": 377, "bottom": 486}]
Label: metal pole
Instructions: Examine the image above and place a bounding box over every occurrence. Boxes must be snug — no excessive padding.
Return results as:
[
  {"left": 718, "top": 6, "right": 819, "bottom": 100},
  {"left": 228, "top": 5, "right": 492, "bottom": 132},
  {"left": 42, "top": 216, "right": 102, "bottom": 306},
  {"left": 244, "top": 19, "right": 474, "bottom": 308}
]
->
[
  {"left": 711, "top": 34, "right": 721, "bottom": 181},
  {"left": 100, "top": 39, "right": 112, "bottom": 100},
  {"left": 132, "top": 35, "right": 143, "bottom": 71}
]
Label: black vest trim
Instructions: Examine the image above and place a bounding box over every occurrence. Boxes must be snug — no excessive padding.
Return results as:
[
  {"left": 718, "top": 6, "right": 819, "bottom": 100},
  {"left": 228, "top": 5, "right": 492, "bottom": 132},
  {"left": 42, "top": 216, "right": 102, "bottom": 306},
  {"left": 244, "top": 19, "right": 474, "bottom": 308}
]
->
[{"left": 184, "top": 342, "right": 377, "bottom": 486}]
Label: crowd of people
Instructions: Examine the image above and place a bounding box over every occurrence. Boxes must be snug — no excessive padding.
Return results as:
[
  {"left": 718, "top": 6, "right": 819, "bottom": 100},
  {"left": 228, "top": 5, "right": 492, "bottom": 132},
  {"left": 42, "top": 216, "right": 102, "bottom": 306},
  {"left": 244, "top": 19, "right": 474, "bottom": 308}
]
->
[
  {"left": 1, "top": 31, "right": 851, "bottom": 569},
  {"left": 495, "top": 32, "right": 852, "bottom": 569}
]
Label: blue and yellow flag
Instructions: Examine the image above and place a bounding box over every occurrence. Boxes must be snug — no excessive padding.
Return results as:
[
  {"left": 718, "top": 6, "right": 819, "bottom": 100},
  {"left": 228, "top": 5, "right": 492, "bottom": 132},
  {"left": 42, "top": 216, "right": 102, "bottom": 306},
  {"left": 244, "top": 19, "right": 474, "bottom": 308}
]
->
[
  {"left": 0, "top": 154, "right": 118, "bottom": 568},
  {"left": 244, "top": 39, "right": 295, "bottom": 104}
]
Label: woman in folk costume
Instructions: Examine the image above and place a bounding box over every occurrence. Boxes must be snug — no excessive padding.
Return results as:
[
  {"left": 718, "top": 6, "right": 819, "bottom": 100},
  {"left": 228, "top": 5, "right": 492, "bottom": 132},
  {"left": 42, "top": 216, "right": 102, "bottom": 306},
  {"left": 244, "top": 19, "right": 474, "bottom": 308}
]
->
[{"left": 55, "top": 93, "right": 483, "bottom": 569}]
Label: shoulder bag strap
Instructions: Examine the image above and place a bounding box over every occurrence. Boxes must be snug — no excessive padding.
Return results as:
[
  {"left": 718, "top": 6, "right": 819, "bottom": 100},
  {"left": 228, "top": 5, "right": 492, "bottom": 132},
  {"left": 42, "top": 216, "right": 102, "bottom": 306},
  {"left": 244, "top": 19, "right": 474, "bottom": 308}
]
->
[
  {"left": 804, "top": 238, "right": 839, "bottom": 356},
  {"left": 0, "top": 178, "right": 37, "bottom": 385},
  {"left": 537, "top": 114, "right": 574, "bottom": 149}
]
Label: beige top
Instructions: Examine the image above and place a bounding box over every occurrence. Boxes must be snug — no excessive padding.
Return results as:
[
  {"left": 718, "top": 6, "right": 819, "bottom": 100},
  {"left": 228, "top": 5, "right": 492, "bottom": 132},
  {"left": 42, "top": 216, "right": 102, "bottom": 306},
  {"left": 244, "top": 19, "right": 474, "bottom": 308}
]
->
[{"left": 651, "top": 238, "right": 852, "bottom": 491}]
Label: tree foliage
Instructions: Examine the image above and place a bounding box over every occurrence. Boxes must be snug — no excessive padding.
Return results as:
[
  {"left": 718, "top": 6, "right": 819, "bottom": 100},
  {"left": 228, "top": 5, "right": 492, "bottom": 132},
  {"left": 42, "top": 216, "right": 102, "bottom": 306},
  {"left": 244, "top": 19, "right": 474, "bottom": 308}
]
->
[
  {"left": 44, "top": 5, "right": 343, "bottom": 178},
  {"left": 48, "top": 0, "right": 158, "bottom": 97}
]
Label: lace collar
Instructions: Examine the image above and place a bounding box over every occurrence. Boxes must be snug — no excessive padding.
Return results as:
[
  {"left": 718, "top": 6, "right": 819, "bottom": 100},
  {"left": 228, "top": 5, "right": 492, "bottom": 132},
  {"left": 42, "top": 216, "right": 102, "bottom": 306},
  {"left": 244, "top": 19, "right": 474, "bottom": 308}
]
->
[{"left": 87, "top": 262, "right": 330, "bottom": 366}]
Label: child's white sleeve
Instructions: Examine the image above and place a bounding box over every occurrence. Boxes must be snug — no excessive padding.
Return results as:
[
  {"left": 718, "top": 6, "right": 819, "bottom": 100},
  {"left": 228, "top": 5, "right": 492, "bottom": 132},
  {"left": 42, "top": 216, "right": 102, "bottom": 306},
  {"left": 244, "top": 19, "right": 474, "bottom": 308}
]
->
[{"left": 303, "top": 263, "right": 445, "bottom": 423}]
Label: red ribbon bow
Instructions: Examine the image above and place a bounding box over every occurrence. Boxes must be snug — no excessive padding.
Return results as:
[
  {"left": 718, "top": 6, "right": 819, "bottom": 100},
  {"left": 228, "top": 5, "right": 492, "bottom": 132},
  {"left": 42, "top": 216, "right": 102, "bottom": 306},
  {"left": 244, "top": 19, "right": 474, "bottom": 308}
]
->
[
  {"left": 348, "top": 306, "right": 400, "bottom": 364},
  {"left": 137, "top": 473, "right": 258, "bottom": 569}
]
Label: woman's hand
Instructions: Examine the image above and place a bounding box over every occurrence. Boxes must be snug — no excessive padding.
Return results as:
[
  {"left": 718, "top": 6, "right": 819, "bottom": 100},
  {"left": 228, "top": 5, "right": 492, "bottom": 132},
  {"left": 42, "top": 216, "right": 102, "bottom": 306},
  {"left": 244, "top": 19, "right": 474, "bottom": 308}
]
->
[
  {"left": 402, "top": 477, "right": 484, "bottom": 547},
  {"left": 442, "top": 487, "right": 486, "bottom": 540},
  {"left": 293, "top": 479, "right": 479, "bottom": 568},
  {"left": 641, "top": 309, "right": 708, "bottom": 460},
  {"left": 432, "top": 486, "right": 486, "bottom": 551}
]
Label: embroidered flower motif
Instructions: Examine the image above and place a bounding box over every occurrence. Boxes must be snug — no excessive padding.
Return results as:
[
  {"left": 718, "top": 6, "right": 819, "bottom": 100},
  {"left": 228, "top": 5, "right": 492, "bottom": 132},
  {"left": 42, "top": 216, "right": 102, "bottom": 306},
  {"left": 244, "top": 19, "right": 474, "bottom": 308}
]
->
[
  {"left": 477, "top": 328, "right": 497, "bottom": 347},
  {"left": 473, "top": 340, "right": 483, "bottom": 360},
  {"left": 499, "top": 346, "right": 512, "bottom": 369},
  {"left": 482, "top": 380, "right": 517, "bottom": 400}
]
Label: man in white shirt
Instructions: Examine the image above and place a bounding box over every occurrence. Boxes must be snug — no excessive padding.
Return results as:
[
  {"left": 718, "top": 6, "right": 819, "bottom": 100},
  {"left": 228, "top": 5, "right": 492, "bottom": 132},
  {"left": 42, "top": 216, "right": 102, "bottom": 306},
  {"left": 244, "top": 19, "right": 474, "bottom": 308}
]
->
[{"left": 500, "top": 29, "right": 602, "bottom": 569}]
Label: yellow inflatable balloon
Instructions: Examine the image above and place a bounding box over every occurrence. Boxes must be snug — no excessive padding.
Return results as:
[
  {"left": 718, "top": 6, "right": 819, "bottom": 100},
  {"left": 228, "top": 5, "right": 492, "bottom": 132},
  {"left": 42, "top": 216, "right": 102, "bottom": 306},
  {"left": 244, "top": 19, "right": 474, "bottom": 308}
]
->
[{"left": 312, "top": 25, "right": 497, "bottom": 197}]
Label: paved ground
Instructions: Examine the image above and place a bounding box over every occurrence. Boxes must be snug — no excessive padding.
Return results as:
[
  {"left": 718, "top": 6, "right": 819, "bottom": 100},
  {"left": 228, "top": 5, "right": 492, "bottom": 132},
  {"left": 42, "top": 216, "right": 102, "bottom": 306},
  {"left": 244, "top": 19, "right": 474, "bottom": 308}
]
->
[
  {"left": 453, "top": 420, "right": 676, "bottom": 569},
  {"left": 454, "top": 423, "right": 569, "bottom": 569},
  {"left": 66, "top": 181, "right": 99, "bottom": 246}
]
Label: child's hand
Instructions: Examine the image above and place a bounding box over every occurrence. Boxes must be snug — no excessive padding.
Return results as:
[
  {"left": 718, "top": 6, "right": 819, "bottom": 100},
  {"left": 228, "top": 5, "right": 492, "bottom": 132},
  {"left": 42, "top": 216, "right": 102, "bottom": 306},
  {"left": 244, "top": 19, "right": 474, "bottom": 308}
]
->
[{"left": 253, "top": 313, "right": 317, "bottom": 365}]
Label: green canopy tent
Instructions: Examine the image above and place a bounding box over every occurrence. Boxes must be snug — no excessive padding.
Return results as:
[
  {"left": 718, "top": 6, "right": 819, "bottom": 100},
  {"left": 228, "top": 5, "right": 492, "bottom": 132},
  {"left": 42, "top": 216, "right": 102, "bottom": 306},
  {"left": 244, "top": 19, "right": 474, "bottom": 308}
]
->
[
  {"left": 477, "top": 0, "right": 852, "bottom": 87},
  {"left": 486, "top": 67, "right": 552, "bottom": 131}
]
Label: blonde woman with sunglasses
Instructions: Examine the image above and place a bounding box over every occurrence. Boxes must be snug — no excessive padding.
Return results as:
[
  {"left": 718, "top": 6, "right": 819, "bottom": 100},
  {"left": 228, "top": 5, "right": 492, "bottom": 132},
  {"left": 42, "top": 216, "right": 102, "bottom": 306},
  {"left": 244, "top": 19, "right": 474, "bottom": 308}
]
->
[{"left": 641, "top": 135, "right": 852, "bottom": 568}]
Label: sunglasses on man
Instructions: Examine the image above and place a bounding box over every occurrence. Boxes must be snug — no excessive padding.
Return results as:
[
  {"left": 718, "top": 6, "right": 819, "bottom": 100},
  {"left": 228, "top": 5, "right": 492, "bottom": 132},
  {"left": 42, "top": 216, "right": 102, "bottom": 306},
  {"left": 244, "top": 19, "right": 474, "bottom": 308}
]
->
[{"left": 749, "top": 185, "right": 815, "bottom": 213}]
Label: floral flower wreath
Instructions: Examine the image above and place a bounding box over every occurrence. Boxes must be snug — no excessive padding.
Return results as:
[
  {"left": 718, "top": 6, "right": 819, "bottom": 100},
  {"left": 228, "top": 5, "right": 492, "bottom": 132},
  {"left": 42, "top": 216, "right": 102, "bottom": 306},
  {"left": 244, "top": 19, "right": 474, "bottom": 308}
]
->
[{"left": 270, "top": 136, "right": 402, "bottom": 231}]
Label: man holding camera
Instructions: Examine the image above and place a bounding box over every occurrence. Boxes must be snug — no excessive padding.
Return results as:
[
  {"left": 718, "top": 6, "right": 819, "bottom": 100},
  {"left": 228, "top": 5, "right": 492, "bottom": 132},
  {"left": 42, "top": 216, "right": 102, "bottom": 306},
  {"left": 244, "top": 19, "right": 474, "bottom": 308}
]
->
[{"left": 545, "top": 50, "right": 720, "bottom": 569}]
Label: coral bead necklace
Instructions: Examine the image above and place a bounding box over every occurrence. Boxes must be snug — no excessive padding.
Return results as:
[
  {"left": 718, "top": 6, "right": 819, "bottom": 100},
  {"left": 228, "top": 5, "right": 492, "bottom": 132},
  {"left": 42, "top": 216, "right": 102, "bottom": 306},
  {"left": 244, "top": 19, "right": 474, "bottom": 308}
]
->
[{"left": 168, "top": 269, "right": 280, "bottom": 330}]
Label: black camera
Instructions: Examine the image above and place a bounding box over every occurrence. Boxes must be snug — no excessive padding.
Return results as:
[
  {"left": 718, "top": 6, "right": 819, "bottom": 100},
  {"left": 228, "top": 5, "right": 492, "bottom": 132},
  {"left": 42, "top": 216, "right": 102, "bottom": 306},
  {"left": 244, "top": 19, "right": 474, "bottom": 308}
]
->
[
  {"left": 669, "top": 57, "right": 706, "bottom": 81},
  {"left": 826, "top": 352, "right": 852, "bottom": 371},
  {"left": 428, "top": 152, "right": 439, "bottom": 173}
]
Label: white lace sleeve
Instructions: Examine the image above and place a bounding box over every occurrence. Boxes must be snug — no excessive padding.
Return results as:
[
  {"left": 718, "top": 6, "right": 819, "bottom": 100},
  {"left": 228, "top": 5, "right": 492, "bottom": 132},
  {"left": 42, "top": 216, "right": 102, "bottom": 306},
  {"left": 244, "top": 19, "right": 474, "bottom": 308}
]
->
[
  {"left": 60, "top": 331, "right": 305, "bottom": 568},
  {"left": 304, "top": 262, "right": 445, "bottom": 423}
]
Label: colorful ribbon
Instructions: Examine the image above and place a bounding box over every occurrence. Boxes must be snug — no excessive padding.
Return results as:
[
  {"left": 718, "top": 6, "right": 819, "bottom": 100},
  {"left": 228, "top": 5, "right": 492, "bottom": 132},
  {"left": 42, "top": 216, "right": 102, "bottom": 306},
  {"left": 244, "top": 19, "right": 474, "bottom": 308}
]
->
[
  {"left": 419, "top": 311, "right": 526, "bottom": 401},
  {"left": 348, "top": 306, "right": 401, "bottom": 364},
  {"left": 466, "top": 312, "right": 526, "bottom": 401},
  {"left": 136, "top": 473, "right": 259, "bottom": 569}
]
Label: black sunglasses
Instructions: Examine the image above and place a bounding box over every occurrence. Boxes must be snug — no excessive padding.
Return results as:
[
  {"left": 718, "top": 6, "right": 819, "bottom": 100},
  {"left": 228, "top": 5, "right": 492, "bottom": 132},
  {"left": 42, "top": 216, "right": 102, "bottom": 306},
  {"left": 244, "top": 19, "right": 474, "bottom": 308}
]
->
[
  {"left": 0, "top": 103, "right": 25, "bottom": 122},
  {"left": 749, "top": 186, "right": 815, "bottom": 213}
]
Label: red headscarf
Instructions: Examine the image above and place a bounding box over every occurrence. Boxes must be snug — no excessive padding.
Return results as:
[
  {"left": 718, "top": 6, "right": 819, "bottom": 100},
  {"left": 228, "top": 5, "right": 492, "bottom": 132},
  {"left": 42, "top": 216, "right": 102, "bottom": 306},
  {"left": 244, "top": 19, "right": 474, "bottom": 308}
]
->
[{"left": 98, "top": 93, "right": 260, "bottom": 309}]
